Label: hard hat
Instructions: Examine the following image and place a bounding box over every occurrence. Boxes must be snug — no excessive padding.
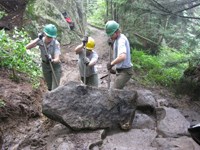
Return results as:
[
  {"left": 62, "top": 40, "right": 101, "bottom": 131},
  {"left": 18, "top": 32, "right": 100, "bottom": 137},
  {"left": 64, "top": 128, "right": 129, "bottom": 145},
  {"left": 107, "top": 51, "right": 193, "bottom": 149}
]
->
[
  {"left": 43, "top": 24, "right": 57, "bottom": 38},
  {"left": 86, "top": 37, "right": 95, "bottom": 50},
  {"left": 105, "top": 20, "right": 120, "bottom": 36}
]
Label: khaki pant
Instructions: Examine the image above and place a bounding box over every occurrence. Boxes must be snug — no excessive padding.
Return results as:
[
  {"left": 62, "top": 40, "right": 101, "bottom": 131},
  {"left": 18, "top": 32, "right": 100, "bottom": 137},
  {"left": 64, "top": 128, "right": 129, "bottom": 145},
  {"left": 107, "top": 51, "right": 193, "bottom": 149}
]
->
[
  {"left": 42, "top": 62, "right": 62, "bottom": 91},
  {"left": 113, "top": 67, "right": 133, "bottom": 89},
  {"left": 81, "top": 73, "right": 98, "bottom": 87}
]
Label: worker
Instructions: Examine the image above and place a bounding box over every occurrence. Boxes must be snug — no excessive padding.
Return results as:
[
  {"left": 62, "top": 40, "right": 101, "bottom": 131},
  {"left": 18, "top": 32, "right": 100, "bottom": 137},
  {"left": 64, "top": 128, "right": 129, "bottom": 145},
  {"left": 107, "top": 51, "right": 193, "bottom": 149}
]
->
[
  {"left": 105, "top": 20, "right": 134, "bottom": 130},
  {"left": 75, "top": 36, "right": 99, "bottom": 87},
  {"left": 26, "top": 24, "right": 62, "bottom": 91},
  {"left": 62, "top": 11, "right": 75, "bottom": 30},
  {"left": 105, "top": 20, "right": 133, "bottom": 89}
]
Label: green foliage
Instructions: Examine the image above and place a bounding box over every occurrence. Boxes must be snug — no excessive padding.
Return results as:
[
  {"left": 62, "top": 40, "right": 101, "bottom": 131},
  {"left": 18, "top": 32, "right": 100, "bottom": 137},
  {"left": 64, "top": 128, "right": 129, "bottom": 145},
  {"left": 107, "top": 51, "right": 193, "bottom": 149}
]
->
[
  {"left": 132, "top": 47, "right": 188, "bottom": 87},
  {"left": 0, "top": 99, "right": 5, "bottom": 107},
  {"left": 87, "top": 0, "right": 106, "bottom": 28},
  {"left": 0, "top": 28, "right": 42, "bottom": 88},
  {"left": 0, "top": 10, "right": 6, "bottom": 19}
]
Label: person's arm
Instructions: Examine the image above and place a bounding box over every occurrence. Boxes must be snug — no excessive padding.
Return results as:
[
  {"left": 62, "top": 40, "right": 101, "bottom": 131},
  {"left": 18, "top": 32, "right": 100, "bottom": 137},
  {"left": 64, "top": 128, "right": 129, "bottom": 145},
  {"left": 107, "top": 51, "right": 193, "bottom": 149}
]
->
[
  {"left": 111, "top": 53, "right": 126, "bottom": 66},
  {"left": 88, "top": 53, "right": 98, "bottom": 67},
  {"left": 52, "top": 41, "right": 61, "bottom": 63},
  {"left": 52, "top": 54, "right": 60, "bottom": 63},
  {"left": 75, "top": 43, "right": 84, "bottom": 54},
  {"left": 26, "top": 38, "right": 40, "bottom": 49}
]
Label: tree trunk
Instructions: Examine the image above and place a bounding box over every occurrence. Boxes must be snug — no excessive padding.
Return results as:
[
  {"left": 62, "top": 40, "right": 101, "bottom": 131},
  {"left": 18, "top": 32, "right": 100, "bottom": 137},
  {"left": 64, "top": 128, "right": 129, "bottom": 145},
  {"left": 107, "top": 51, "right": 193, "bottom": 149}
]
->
[
  {"left": 110, "top": 0, "right": 113, "bottom": 19},
  {"left": 106, "top": 0, "right": 109, "bottom": 22}
]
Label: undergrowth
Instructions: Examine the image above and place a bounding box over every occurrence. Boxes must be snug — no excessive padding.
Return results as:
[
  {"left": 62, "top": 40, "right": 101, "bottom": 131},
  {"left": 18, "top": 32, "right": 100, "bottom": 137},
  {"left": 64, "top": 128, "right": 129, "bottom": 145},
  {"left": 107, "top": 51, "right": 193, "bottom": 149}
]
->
[
  {"left": 0, "top": 28, "right": 42, "bottom": 88},
  {"left": 132, "top": 47, "right": 188, "bottom": 87}
]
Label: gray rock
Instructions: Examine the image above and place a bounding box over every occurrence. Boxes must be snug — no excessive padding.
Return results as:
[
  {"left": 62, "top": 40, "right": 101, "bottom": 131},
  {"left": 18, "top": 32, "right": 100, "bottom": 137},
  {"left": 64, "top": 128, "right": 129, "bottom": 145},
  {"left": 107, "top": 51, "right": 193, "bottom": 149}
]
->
[
  {"left": 46, "top": 124, "right": 105, "bottom": 150},
  {"left": 152, "top": 136, "right": 200, "bottom": 150},
  {"left": 132, "top": 111, "right": 156, "bottom": 129},
  {"left": 137, "top": 90, "right": 157, "bottom": 107},
  {"left": 157, "top": 107, "right": 190, "bottom": 137},
  {"left": 42, "top": 81, "right": 137, "bottom": 130},
  {"left": 101, "top": 129, "right": 157, "bottom": 150}
]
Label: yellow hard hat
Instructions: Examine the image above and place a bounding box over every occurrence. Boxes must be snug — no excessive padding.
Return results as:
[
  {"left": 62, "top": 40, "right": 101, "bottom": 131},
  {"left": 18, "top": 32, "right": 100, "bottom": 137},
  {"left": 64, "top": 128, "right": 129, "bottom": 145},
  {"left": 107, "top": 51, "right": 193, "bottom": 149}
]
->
[{"left": 86, "top": 37, "right": 95, "bottom": 50}]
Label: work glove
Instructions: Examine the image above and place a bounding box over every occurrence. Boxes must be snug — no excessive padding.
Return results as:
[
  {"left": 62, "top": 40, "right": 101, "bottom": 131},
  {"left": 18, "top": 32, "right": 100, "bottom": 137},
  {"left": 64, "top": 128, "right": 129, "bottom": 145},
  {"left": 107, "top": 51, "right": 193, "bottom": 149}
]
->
[
  {"left": 107, "top": 62, "right": 114, "bottom": 70},
  {"left": 82, "top": 36, "right": 88, "bottom": 45},
  {"left": 107, "top": 38, "right": 113, "bottom": 46},
  {"left": 38, "top": 32, "right": 44, "bottom": 40},
  {"left": 45, "top": 54, "right": 52, "bottom": 62},
  {"left": 83, "top": 57, "right": 90, "bottom": 66}
]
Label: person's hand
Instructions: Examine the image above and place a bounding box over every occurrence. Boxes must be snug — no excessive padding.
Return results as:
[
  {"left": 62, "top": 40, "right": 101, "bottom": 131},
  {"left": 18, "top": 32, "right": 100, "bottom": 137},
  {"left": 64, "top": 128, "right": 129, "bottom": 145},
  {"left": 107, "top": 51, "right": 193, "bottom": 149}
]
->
[
  {"left": 83, "top": 57, "right": 90, "bottom": 66},
  {"left": 107, "top": 62, "right": 114, "bottom": 70},
  {"left": 45, "top": 54, "right": 52, "bottom": 62},
  {"left": 107, "top": 38, "right": 113, "bottom": 46},
  {"left": 38, "top": 32, "right": 44, "bottom": 40},
  {"left": 110, "top": 69, "right": 116, "bottom": 74},
  {"left": 82, "top": 36, "right": 88, "bottom": 45}
]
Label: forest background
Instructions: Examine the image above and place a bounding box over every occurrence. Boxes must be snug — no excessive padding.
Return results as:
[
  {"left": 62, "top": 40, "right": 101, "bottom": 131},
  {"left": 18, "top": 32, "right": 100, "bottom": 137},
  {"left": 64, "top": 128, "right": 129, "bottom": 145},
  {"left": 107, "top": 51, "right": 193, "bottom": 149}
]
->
[{"left": 87, "top": 0, "right": 200, "bottom": 100}]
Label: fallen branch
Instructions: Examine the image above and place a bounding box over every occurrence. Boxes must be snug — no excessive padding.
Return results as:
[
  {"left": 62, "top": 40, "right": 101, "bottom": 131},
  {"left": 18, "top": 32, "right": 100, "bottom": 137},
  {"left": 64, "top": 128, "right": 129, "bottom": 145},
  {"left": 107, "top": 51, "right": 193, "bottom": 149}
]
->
[{"left": 133, "top": 33, "right": 158, "bottom": 46}]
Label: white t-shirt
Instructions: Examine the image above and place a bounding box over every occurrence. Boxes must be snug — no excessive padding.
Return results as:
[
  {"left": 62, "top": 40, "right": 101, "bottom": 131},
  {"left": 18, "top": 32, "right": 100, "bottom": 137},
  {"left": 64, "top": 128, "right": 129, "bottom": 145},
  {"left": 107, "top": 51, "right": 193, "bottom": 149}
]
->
[{"left": 113, "top": 34, "right": 133, "bottom": 69}]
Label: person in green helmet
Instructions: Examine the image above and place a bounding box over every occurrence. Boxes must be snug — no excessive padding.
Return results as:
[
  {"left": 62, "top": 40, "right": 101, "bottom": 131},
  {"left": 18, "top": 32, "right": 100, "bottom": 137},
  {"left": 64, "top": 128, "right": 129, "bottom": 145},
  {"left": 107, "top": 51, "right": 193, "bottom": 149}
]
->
[
  {"left": 105, "top": 20, "right": 133, "bottom": 90},
  {"left": 26, "top": 24, "right": 62, "bottom": 91},
  {"left": 105, "top": 20, "right": 133, "bottom": 131},
  {"left": 105, "top": 20, "right": 134, "bottom": 130}
]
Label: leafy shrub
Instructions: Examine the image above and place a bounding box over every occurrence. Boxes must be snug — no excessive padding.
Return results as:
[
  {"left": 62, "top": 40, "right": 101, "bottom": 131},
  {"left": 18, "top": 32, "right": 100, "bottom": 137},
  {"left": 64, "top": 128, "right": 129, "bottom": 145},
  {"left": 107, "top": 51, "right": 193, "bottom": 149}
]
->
[
  {"left": 0, "top": 99, "right": 5, "bottom": 107},
  {"left": 0, "top": 10, "right": 6, "bottom": 19},
  {"left": 0, "top": 28, "right": 42, "bottom": 88},
  {"left": 131, "top": 47, "right": 188, "bottom": 87}
]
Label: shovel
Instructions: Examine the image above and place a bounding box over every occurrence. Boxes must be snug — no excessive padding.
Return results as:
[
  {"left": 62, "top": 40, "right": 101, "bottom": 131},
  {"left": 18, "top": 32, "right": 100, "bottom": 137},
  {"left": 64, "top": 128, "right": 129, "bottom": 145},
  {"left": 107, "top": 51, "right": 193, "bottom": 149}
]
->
[{"left": 108, "top": 45, "right": 112, "bottom": 89}]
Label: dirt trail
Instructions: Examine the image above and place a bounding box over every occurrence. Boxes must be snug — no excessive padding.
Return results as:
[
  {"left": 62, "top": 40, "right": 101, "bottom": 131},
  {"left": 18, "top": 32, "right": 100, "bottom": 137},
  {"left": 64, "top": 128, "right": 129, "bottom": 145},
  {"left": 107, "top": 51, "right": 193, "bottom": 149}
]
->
[{"left": 60, "top": 25, "right": 112, "bottom": 88}]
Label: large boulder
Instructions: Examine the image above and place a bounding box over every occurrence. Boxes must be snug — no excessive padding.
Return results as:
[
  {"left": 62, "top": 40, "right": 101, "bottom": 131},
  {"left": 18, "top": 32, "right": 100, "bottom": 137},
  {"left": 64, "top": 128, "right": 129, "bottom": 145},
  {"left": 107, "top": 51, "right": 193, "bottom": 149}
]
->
[
  {"left": 176, "top": 65, "right": 200, "bottom": 100},
  {"left": 42, "top": 81, "right": 137, "bottom": 130},
  {"left": 157, "top": 107, "right": 190, "bottom": 137}
]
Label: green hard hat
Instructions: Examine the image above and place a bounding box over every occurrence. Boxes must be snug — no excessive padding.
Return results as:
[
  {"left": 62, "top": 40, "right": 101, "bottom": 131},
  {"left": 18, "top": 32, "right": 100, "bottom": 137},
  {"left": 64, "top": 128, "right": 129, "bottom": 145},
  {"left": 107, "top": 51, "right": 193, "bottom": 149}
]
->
[
  {"left": 105, "top": 20, "right": 120, "bottom": 36},
  {"left": 43, "top": 24, "right": 57, "bottom": 38}
]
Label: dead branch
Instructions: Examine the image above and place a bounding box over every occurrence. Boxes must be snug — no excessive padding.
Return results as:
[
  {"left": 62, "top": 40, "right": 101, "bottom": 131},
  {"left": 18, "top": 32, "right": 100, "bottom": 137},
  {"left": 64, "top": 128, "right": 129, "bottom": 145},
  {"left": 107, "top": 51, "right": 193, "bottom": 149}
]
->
[{"left": 133, "top": 33, "right": 158, "bottom": 46}]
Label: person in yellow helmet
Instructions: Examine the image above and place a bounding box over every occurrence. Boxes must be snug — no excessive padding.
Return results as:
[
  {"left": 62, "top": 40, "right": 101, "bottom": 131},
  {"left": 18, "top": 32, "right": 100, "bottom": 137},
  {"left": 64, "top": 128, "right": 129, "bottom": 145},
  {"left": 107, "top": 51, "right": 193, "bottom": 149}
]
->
[
  {"left": 75, "top": 36, "right": 99, "bottom": 87},
  {"left": 26, "top": 24, "right": 62, "bottom": 91}
]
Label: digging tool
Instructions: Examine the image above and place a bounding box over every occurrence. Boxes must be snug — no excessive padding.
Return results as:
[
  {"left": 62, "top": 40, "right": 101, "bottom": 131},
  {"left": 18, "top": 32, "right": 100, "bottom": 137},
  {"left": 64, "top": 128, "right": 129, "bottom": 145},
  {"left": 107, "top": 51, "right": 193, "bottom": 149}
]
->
[
  {"left": 100, "top": 74, "right": 108, "bottom": 80},
  {"left": 82, "top": 35, "right": 88, "bottom": 85},
  {"left": 83, "top": 45, "right": 86, "bottom": 85},
  {"left": 35, "top": 27, "right": 58, "bottom": 87},
  {"left": 42, "top": 39, "right": 59, "bottom": 87},
  {"left": 108, "top": 45, "right": 112, "bottom": 89}
]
